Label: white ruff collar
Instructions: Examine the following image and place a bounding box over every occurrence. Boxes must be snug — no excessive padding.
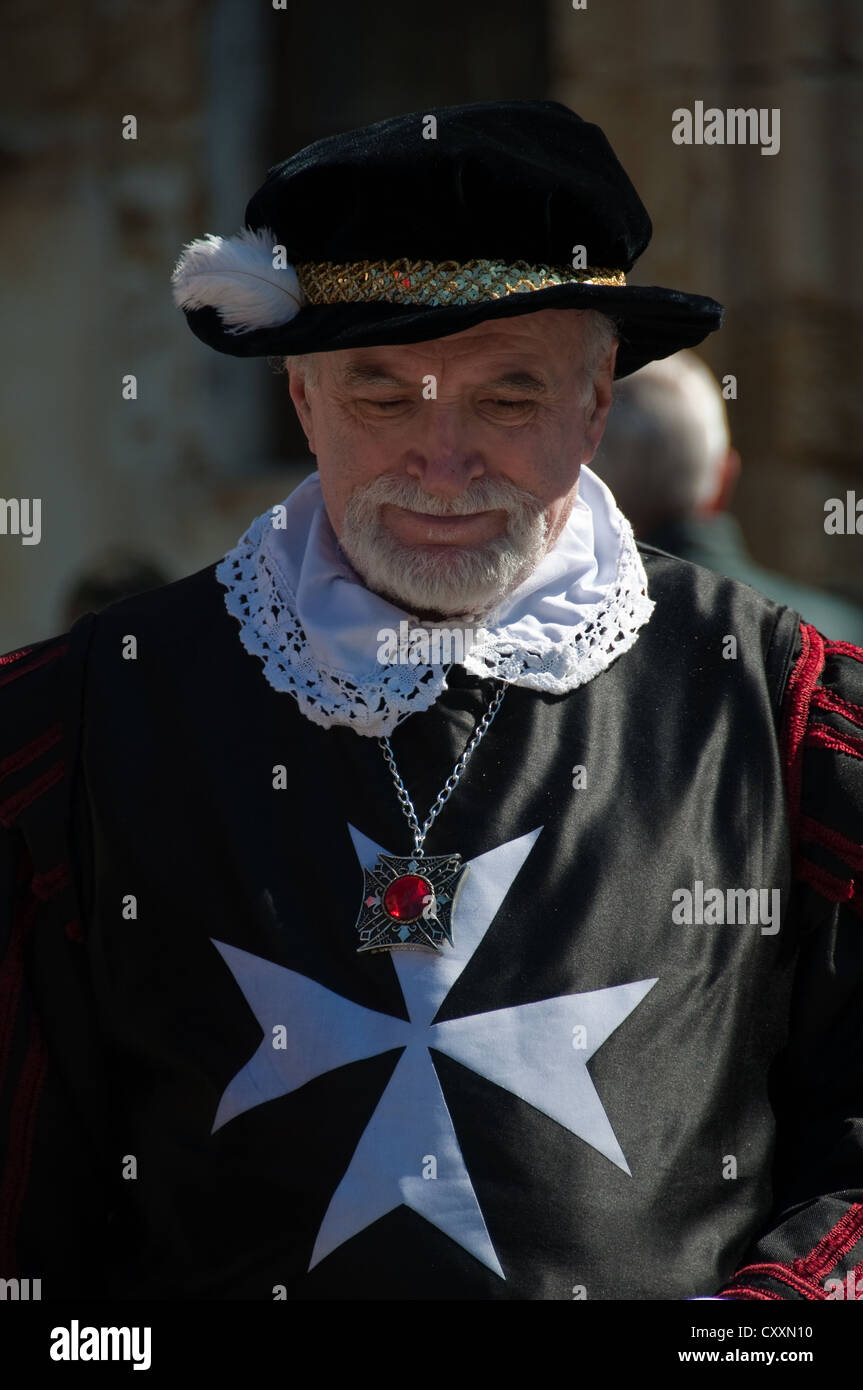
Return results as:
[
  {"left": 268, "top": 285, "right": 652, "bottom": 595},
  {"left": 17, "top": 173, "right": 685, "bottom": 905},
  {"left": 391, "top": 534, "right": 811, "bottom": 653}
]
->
[{"left": 215, "top": 466, "right": 654, "bottom": 736}]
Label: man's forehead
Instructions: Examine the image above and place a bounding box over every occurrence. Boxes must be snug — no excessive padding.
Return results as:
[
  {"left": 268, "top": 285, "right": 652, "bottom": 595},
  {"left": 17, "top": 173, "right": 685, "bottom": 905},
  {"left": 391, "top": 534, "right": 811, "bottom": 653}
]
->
[
  {"left": 331, "top": 313, "right": 587, "bottom": 385},
  {"left": 336, "top": 359, "right": 550, "bottom": 390}
]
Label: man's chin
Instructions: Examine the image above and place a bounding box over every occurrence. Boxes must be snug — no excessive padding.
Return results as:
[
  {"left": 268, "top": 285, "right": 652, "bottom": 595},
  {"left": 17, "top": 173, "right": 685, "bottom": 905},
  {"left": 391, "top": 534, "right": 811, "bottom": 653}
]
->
[
  {"left": 359, "top": 577, "right": 495, "bottom": 624},
  {"left": 340, "top": 524, "right": 547, "bottom": 623},
  {"left": 354, "top": 556, "right": 535, "bottom": 623},
  {"left": 384, "top": 594, "right": 491, "bottom": 624}
]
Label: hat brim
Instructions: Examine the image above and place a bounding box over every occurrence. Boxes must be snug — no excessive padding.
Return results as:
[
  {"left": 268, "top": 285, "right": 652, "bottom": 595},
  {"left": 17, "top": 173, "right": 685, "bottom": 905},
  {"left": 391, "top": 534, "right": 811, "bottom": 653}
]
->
[{"left": 183, "top": 282, "right": 723, "bottom": 379}]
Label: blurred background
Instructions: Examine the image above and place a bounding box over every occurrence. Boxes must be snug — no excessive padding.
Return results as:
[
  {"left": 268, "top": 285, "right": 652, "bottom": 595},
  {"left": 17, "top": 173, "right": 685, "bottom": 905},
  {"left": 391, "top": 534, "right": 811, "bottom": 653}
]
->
[{"left": 1, "top": 0, "right": 860, "bottom": 645}]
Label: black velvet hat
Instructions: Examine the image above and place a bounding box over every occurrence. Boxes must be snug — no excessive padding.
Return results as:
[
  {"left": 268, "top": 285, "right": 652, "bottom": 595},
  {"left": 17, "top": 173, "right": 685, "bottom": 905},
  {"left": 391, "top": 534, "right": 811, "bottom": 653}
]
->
[{"left": 172, "top": 99, "right": 723, "bottom": 378}]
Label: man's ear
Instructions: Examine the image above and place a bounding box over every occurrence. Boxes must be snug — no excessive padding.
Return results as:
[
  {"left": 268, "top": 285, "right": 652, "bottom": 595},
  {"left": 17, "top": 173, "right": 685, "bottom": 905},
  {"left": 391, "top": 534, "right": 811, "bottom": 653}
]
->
[
  {"left": 582, "top": 342, "right": 618, "bottom": 463},
  {"left": 287, "top": 366, "right": 318, "bottom": 454},
  {"left": 700, "top": 446, "right": 741, "bottom": 515}
]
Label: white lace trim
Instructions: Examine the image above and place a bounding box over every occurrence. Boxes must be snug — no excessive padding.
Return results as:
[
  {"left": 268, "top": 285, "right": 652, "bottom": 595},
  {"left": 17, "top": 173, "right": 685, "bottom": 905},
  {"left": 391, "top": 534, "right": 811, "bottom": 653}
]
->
[
  {"left": 215, "top": 469, "right": 654, "bottom": 736},
  {"left": 461, "top": 528, "right": 653, "bottom": 690}
]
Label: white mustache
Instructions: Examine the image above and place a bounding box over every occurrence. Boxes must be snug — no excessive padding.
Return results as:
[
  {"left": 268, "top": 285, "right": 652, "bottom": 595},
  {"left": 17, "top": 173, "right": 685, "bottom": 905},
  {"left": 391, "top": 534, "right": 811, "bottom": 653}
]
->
[{"left": 349, "top": 476, "right": 542, "bottom": 520}]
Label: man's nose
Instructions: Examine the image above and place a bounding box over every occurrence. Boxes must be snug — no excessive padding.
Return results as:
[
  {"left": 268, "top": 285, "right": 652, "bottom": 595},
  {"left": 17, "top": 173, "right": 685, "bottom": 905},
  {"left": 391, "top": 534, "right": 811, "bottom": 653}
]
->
[{"left": 402, "top": 403, "right": 486, "bottom": 494}]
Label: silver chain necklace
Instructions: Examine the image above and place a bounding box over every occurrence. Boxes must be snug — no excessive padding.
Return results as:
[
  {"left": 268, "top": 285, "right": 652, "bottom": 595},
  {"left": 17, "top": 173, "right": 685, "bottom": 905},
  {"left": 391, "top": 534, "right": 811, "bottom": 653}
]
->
[{"left": 353, "top": 683, "right": 507, "bottom": 954}]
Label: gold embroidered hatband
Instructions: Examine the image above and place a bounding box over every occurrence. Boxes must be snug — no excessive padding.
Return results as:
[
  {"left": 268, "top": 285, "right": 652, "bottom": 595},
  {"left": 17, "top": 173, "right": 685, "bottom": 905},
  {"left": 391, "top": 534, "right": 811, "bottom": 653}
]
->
[{"left": 296, "top": 259, "right": 626, "bottom": 309}]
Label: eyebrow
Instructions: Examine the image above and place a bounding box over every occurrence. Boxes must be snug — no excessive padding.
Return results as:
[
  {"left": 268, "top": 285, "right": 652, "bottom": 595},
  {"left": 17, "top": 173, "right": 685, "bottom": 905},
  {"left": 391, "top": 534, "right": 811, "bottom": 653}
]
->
[
  {"left": 338, "top": 364, "right": 548, "bottom": 393},
  {"left": 484, "top": 371, "right": 548, "bottom": 394},
  {"left": 339, "top": 364, "right": 412, "bottom": 389}
]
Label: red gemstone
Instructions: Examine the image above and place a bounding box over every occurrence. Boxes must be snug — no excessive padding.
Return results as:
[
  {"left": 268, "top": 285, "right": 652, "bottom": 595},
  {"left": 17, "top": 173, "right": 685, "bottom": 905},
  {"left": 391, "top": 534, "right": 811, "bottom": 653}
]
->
[{"left": 383, "top": 874, "right": 433, "bottom": 923}]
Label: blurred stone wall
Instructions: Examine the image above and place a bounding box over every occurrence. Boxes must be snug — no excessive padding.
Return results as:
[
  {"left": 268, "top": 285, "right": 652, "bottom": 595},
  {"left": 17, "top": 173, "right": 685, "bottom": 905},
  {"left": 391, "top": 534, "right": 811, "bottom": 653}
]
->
[
  {"left": 0, "top": 0, "right": 302, "bottom": 648},
  {"left": 0, "top": 0, "right": 548, "bottom": 648},
  {"left": 550, "top": 0, "right": 862, "bottom": 602}
]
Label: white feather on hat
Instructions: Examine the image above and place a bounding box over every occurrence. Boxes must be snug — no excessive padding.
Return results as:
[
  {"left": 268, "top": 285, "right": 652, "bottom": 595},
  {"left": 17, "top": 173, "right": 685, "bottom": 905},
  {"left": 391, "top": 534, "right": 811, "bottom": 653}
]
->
[{"left": 170, "top": 226, "right": 306, "bottom": 334}]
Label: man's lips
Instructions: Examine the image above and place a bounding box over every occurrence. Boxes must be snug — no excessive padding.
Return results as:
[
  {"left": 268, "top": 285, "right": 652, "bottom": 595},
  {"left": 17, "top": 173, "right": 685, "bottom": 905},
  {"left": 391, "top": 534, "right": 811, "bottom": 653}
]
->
[{"left": 382, "top": 503, "right": 505, "bottom": 545}]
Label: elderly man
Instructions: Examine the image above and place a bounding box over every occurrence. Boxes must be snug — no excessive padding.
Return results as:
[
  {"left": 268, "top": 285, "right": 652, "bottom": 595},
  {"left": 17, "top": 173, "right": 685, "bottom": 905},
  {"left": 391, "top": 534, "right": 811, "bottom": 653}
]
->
[{"left": 1, "top": 100, "right": 861, "bottom": 1304}]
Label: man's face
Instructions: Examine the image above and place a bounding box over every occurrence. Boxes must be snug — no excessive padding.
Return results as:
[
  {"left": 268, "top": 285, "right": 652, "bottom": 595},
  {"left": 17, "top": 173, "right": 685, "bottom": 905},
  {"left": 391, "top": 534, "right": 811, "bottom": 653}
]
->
[{"left": 288, "top": 309, "right": 616, "bottom": 619}]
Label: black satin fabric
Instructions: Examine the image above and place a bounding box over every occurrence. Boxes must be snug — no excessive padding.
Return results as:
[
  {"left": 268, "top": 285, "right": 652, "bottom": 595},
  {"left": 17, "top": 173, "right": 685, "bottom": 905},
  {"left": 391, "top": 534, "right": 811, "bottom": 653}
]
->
[{"left": 15, "top": 548, "right": 812, "bottom": 1299}]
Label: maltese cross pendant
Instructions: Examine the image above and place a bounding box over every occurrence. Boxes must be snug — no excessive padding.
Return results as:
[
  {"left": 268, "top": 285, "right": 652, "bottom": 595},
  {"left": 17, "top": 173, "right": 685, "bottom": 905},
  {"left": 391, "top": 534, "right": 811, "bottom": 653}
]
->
[{"left": 354, "top": 851, "right": 469, "bottom": 954}]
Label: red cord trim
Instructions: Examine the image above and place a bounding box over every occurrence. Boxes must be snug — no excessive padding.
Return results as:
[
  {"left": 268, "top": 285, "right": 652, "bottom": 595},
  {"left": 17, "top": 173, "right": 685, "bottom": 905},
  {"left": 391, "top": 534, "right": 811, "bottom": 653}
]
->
[
  {"left": 796, "top": 857, "right": 855, "bottom": 901},
  {"left": 31, "top": 861, "right": 71, "bottom": 901},
  {"left": 811, "top": 686, "right": 863, "bottom": 731},
  {"left": 794, "top": 1202, "right": 863, "bottom": 1282},
  {"left": 799, "top": 814, "right": 863, "bottom": 871},
  {"left": 0, "top": 641, "right": 67, "bottom": 689},
  {"left": 800, "top": 865, "right": 863, "bottom": 918},
  {"left": 805, "top": 723, "right": 863, "bottom": 760},
  {"left": 727, "top": 1206, "right": 863, "bottom": 1303},
  {"left": 0, "top": 646, "right": 34, "bottom": 667},
  {"left": 0, "top": 762, "right": 65, "bottom": 828},
  {"left": 825, "top": 1263, "right": 863, "bottom": 1300},
  {"left": 824, "top": 641, "right": 863, "bottom": 664},
  {"left": 717, "top": 1285, "right": 784, "bottom": 1301},
  {"left": 723, "top": 1262, "right": 829, "bottom": 1299},
  {"left": 781, "top": 623, "right": 825, "bottom": 852},
  {"left": 0, "top": 725, "right": 63, "bottom": 786}
]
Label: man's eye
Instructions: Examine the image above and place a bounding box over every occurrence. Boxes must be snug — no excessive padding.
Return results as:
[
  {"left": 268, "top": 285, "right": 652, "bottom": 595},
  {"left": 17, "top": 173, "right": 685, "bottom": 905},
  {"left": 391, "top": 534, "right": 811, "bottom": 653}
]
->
[
  {"left": 362, "top": 398, "right": 409, "bottom": 410},
  {"left": 484, "top": 399, "right": 532, "bottom": 410}
]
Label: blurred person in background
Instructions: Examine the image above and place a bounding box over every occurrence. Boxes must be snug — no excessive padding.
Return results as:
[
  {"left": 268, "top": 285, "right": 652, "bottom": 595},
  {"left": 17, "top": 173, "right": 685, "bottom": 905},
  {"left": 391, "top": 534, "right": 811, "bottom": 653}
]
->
[{"left": 593, "top": 349, "right": 863, "bottom": 644}]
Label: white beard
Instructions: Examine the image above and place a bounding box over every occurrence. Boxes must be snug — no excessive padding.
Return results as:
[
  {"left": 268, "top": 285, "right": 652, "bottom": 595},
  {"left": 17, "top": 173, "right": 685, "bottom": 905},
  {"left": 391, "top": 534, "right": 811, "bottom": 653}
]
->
[{"left": 338, "top": 475, "right": 549, "bottom": 620}]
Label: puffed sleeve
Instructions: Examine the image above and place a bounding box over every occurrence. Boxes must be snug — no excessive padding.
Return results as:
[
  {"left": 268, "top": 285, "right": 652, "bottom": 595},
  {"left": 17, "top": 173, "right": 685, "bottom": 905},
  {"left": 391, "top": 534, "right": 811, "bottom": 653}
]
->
[
  {"left": 0, "top": 614, "right": 116, "bottom": 1297},
  {"left": 717, "top": 622, "right": 863, "bottom": 1300}
]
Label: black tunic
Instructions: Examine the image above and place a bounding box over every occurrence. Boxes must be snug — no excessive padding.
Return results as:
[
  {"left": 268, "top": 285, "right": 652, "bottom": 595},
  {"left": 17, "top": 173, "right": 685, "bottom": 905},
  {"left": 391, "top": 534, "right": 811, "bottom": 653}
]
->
[{"left": 1, "top": 547, "right": 861, "bottom": 1300}]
